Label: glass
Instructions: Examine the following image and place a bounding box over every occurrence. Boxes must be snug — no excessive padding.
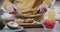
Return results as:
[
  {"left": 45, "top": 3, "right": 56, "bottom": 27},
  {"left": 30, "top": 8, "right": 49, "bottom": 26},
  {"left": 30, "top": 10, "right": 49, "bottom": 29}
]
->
[
  {"left": 42, "top": 0, "right": 56, "bottom": 8},
  {"left": 50, "top": 0, "right": 56, "bottom": 6},
  {"left": 42, "top": 8, "right": 55, "bottom": 30},
  {"left": 49, "top": 0, "right": 56, "bottom": 8},
  {"left": 48, "top": 10, "right": 55, "bottom": 20},
  {"left": 42, "top": 20, "right": 55, "bottom": 30}
]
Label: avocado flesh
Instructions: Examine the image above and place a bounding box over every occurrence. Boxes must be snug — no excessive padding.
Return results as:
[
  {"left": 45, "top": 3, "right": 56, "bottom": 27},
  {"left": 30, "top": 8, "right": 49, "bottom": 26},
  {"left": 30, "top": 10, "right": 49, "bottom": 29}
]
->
[
  {"left": 7, "top": 22, "right": 19, "bottom": 29},
  {"left": 7, "top": 25, "right": 18, "bottom": 29}
]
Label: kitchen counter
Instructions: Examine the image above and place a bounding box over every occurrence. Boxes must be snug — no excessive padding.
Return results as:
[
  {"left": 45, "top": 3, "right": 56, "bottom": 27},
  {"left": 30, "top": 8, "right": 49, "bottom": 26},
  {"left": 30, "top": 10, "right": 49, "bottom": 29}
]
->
[
  {"left": 0, "top": 20, "right": 60, "bottom": 32},
  {"left": 55, "top": 1, "right": 60, "bottom": 6},
  {"left": 0, "top": 28, "right": 60, "bottom": 32},
  {"left": 22, "top": 28, "right": 60, "bottom": 32}
]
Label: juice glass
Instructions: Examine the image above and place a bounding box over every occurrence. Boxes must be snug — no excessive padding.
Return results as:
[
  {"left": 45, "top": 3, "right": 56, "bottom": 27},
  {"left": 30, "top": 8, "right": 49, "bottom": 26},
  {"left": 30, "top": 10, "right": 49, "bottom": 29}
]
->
[
  {"left": 48, "top": 10, "right": 55, "bottom": 20},
  {"left": 42, "top": 8, "right": 55, "bottom": 30}
]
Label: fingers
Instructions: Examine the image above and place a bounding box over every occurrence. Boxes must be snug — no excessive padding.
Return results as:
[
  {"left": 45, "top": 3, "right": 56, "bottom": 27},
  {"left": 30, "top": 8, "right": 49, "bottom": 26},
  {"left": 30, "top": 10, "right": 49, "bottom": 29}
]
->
[
  {"left": 6, "top": 4, "right": 22, "bottom": 15},
  {"left": 11, "top": 4, "right": 22, "bottom": 15},
  {"left": 6, "top": 6, "right": 11, "bottom": 13},
  {"left": 16, "top": 10, "right": 22, "bottom": 15},
  {"left": 11, "top": 4, "right": 17, "bottom": 10},
  {"left": 9, "top": 5, "right": 15, "bottom": 12},
  {"left": 39, "top": 7, "right": 47, "bottom": 14},
  {"left": 6, "top": 4, "right": 15, "bottom": 13}
]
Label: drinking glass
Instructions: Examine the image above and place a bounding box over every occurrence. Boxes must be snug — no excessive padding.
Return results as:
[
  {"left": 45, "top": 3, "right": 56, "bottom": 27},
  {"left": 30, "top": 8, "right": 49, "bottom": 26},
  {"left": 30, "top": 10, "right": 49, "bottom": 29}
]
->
[{"left": 49, "top": 0, "right": 56, "bottom": 8}]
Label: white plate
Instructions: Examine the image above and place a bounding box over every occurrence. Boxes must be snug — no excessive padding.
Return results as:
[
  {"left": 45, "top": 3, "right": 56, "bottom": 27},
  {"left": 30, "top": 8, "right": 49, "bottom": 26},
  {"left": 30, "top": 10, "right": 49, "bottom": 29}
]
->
[{"left": 0, "top": 26, "right": 24, "bottom": 32}]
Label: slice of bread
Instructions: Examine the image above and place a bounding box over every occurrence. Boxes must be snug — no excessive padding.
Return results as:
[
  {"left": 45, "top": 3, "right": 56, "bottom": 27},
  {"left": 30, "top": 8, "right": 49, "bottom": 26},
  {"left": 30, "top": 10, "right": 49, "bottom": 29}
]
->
[{"left": 17, "top": 0, "right": 43, "bottom": 13}]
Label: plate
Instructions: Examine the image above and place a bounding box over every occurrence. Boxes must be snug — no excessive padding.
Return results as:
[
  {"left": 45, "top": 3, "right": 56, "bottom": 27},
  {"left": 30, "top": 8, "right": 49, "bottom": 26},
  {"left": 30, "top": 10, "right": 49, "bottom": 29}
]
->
[{"left": 0, "top": 26, "right": 24, "bottom": 32}]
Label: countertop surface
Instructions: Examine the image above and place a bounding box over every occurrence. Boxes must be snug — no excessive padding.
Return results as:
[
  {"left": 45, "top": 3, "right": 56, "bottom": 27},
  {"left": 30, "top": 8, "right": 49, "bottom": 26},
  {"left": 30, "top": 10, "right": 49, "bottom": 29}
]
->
[
  {"left": 55, "top": 1, "right": 60, "bottom": 6},
  {"left": 0, "top": 28, "right": 60, "bottom": 32},
  {"left": 0, "top": 21, "right": 60, "bottom": 32},
  {"left": 23, "top": 28, "right": 60, "bottom": 32}
]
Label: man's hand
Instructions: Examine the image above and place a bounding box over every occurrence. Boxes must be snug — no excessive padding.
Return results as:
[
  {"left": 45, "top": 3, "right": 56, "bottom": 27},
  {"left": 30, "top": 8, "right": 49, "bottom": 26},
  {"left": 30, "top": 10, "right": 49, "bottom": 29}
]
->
[{"left": 6, "top": 4, "right": 21, "bottom": 15}]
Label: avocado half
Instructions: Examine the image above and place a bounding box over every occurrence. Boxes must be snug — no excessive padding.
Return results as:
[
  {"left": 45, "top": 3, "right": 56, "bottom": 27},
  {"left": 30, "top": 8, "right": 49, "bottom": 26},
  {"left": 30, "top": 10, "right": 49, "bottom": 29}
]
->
[{"left": 7, "top": 22, "right": 19, "bottom": 29}]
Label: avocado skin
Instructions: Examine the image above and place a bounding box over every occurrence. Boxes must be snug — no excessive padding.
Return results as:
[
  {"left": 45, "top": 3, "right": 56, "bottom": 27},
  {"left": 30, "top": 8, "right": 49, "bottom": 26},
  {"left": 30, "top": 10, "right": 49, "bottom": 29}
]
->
[
  {"left": 0, "top": 24, "right": 5, "bottom": 30},
  {"left": 0, "top": 20, "right": 5, "bottom": 29},
  {"left": 7, "top": 25, "right": 18, "bottom": 30}
]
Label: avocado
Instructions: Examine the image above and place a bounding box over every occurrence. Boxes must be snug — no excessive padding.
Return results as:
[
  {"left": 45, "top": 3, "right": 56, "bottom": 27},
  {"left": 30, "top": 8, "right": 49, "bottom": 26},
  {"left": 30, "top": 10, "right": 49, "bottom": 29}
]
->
[
  {"left": 0, "top": 20, "right": 5, "bottom": 29},
  {"left": 7, "top": 22, "right": 19, "bottom": 29}
]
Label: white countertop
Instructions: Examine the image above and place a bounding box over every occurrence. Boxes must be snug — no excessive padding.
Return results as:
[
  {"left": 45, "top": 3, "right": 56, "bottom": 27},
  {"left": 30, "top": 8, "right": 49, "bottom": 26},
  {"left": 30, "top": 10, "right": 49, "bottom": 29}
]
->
[
  {"left": 54, "top": 1, "right": 60, "bottom": 20},
  {"left": 55, "top": 1, "right": 60, "bottom": 6}
]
